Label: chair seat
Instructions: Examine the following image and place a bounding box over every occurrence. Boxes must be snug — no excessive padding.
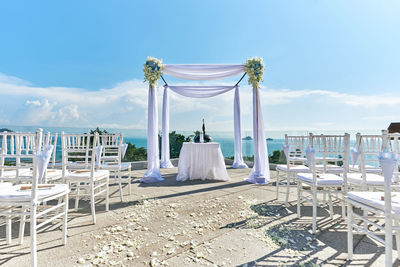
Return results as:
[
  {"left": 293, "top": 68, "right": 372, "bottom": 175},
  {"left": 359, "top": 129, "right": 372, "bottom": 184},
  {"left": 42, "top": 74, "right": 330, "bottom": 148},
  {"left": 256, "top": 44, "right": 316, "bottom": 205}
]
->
[
  {"left": 349, "top": 164, "right": 381, "bottom": 173},
  {"left": 315, "top": 164, "right": 344, "bottom": 173},
  {"left": 276, "top": 164, "right": 310, "bottom": 173},
  {"left": 101, "top": 156, "right": 119, "bottom": 161},
  {"left": 288, "top": 156, "right": 307, "bottom": 162},
  {"left": 347, "top": 191, "right": 400, "bottom": 214},
  {"left": 297, "top": 173, "right": 343, "bottom": 186},
  {"left": 0, "top": 168, "right": 31, "bottom": 179},
  {"left": 346, "top": 172, "right": 385, "bottom": 186},
  {"left": 64, "top": 169, "right": 109, "bottom": 182},
  {"left": 0, "top": 183, "right": 69, "bottom": 203},
  {"left": 100, "top": 162, "right": 131, "bottom": 171}
]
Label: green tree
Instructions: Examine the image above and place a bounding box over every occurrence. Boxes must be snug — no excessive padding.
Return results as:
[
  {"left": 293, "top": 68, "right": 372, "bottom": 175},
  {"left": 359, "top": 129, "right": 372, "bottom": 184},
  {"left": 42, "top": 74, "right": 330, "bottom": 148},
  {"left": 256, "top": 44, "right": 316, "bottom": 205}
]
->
[
  {"left": 158, "top": 131, "right": 190, "bottom": 159},
  {"left": 123, "top": 142, "right": 147, "bottom": 162}
]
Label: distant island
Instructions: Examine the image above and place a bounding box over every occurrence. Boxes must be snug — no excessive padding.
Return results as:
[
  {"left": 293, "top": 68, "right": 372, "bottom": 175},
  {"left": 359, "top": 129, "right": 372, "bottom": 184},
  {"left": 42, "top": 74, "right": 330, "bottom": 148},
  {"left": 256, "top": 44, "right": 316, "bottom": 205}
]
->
[
  {"left": 242, "top": 136, "right": 253, "bottom": 141},
  {"left": 267, "top": 138, "right": 273, "bottom": 141},
  {"left": 0, "top": 128, "right": 12, "bottom": 132}
]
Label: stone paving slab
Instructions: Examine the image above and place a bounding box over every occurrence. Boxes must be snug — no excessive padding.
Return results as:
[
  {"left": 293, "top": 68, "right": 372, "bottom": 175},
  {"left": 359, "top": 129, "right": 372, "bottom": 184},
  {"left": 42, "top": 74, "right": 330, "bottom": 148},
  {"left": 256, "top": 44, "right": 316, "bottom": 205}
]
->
[{"left": 0, "top": 167, "right": 397, "bottom": 266}]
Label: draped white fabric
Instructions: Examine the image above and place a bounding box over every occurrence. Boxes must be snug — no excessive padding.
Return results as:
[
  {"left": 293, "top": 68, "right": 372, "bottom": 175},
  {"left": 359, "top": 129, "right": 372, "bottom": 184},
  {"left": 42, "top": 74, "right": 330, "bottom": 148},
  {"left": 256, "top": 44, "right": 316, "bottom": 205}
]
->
[
  {"left": 161, "top": 85, "right": 247, "bottom": 170},
  {"left": 168, "top": 85, "right": 234, "bottom": 98},
  {"left": 36, "top": 145, "right": 54, "bottom": 183},
  {"left": 160, "top": 87, "right": 174, "bottom": 168},
  {"left": 141, "top": 85, "right": 163, "bottom": 183},
  {"left": 232, "top": 86, "right": 248, "bottom": 169},
  {"left": 163, "top": 64, "right": 245, "bottom": 80},
  {"left": 247, "top": 86, "right": 270, "bottom": 184}
]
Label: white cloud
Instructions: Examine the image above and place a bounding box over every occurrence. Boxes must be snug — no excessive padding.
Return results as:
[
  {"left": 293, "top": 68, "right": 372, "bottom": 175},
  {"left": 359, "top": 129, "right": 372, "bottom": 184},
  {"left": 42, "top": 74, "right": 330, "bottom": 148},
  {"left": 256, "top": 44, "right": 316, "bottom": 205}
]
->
[{"left": 0, "top": 72, "right": 398, "bottom": 131}]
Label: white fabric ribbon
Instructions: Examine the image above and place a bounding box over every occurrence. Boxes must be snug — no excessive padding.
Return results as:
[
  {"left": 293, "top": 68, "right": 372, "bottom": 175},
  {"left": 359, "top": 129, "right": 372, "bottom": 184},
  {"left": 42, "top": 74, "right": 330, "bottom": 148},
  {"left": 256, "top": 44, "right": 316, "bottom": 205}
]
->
[
  {"left": 168, "top": 85, "right": 235, "bottom": 98},
  {"left": 282, "top": 144, "right": 290, "bottom": 160},
  {"left": 306, "top": 146, "right": 316, "bottom": 168},
  {"left": 120, "top": 143, "right": 128, "bottom": 159},
  {"left": 141, "top": 85, "right": 163, "bottom": 183},
  {"left": 163, "top": 64, "right": 245, "bottom": 80},
  {"left": 379, "top": 152, "right": 398, "bottom": 187},
  {"left": 247, "top": 86, "right": 270, "bottom": 184},
  {"left": 350, "top": 146, "right": 362, "bottom": 167},
  {"left": 95, "top": 145, "right": 103, "bottom": 167},
  {"left": 232, "top": 86, "right": 248, "bottom": 169},
  {"left": 36, "top": 145, "right": 54, "bottom": 183}
]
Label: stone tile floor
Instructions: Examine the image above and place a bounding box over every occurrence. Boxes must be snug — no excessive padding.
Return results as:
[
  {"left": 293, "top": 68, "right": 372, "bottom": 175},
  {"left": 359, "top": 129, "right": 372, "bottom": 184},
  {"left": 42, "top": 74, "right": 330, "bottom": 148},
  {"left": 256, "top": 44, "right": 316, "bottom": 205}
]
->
[{"left": 0, "top": 167, "right": 395, "bottom": 266}]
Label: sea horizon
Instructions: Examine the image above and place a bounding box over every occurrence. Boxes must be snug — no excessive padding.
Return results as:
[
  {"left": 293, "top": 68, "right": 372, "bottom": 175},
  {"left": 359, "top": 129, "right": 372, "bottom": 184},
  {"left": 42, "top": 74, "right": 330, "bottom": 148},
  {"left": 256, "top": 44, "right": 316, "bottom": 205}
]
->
[{"left": 1, "top": 125, "right": 382, "bottom": 158}]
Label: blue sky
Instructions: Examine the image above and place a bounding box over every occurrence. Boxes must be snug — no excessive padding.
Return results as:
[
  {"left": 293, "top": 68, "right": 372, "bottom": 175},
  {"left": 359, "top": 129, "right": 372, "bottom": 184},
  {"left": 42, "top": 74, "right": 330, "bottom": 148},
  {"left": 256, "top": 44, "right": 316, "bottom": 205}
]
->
[{"left": 0, "top": 0, "right": 399, "bottom": 134}]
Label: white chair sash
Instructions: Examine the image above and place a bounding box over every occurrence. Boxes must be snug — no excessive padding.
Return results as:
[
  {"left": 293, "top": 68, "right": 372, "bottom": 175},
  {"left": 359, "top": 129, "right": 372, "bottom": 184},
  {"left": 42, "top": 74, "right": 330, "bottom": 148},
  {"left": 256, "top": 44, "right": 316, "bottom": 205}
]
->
[
  {"left": 306, "top": 146, "right": 316, "bottom": 167},
  {"left": 379, "top": 152, "right": 398, "bottom": 187},
  {"left": 120, "top": 143, "right": 128, "bottom": 159},
  {"left": 36, "top": 145, "right": 54, "bottom": 183}
]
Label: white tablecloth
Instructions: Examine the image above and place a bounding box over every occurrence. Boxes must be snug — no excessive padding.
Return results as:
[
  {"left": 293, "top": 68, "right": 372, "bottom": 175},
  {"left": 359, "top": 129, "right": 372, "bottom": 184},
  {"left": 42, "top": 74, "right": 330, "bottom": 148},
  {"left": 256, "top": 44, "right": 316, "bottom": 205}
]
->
[{"left": 177, "top": 142, "right": 230, "bottom": 181}]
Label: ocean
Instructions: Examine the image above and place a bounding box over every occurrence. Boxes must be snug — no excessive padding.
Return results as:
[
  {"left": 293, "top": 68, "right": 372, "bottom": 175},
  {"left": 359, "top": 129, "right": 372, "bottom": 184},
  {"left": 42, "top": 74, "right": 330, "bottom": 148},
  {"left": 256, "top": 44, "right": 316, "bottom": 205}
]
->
[{"left": 2, "top": 125, "right": 380, "bottom": 159}]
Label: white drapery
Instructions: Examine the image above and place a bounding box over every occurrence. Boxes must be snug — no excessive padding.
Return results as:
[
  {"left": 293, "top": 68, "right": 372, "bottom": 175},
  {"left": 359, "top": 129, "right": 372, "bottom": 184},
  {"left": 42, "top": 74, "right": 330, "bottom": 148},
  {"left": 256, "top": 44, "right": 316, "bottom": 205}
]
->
[
  {"left": 141, "top": 85, "right": 163, "bottom": 183},
  {"left": 161, "top": 85, "right": 248, "bottom": 170},
  {"left": 163, "top": 64, "right": 245, "bottom": 80},
  {"left": 246, "top": 86, "right": 270, "bottom": 184}
]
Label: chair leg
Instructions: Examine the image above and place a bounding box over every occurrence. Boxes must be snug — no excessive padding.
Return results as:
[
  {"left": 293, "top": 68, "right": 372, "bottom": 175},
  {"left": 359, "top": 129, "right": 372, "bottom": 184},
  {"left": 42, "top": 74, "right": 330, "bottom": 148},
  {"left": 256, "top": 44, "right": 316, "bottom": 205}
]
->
[
  {"left": 118, "top": 170, "right": 124, "bottom": 202},
  {"left": 276, "top": 171, "right": 280, "bottom": 200},
  {"left": 347, "top": 202, "right": 353, "bottom": 260},
  {"left": 30, "top": 205, "right": 37, "bottom": 267},
  {"left": 74, "top": 183, "right": 80, "bottom": 211},
  {"left": 297, "top": 182, "right": 301, "bottom": 218},
  {"left": 312, "top": 186, "right": 317, "bottom": 234},
  {"left": 90, "top": 182, "right": 96, "bottom": 224},
  {"left": 328, "top": 192, "right": 333, "bottom": 219},
  {"left": 285, "top": 173, "right": 290, "bottom": 206},
  {"left": 105, "top": 175, "right": 109, "bottom": 211},
  {"left": 395, "top": 220, "right": 400, "bottom": 260},
  {"left": 385, "top": 212, "right": 393, "bottom": 267},
  {"left": 6, "top": 209, "right": 12, "bottom": 245},
  {"left": 128, "top": 167, "right": 132, "bottom": 195},
  {"left": 62, "top": 194, "right": 69, "bottom": 245},
  {"left": 19, "top": 206, "right": 27, "bottom": 245}
]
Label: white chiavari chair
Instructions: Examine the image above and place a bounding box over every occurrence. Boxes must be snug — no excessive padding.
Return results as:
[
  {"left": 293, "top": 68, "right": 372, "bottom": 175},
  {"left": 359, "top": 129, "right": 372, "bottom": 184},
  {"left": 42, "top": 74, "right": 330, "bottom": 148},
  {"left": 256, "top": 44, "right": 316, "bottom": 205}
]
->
[
  {"left": 97, "top": 133, "right": 132, "bottom": 202},
  {"left": 0, "top": 130, "right": 69, "bottom": 267},
  {"left": 275, "top": 134, "right": 311, "bottom": 206},
  {"left": 61, "top": 132, "right": 109, "bottom": 224},
  {"left": 346, "top": 131, "right": 387, "bottom": 191},
  {"left": 347, "top": 150, "right": 400, "bottom": 267},
  {"left": 296, "top": 133, "right": 350, "bottom": 234}
]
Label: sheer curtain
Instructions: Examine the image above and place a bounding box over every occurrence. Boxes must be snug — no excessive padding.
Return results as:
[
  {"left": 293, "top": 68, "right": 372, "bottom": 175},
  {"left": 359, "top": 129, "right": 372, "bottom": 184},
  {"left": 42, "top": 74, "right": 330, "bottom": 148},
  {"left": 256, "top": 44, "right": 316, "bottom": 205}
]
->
[
  {"left": 140, "top": 85, "right": 163, "bottom": 183},
  {"left": 163, "top": 65, "right": 245, "bottom": 80},
  {"left": 161, "top": 85, "right": 247, "bottom": 170},
  {"left": 247, "top": 86, "right": 270, "bottom": 184}
]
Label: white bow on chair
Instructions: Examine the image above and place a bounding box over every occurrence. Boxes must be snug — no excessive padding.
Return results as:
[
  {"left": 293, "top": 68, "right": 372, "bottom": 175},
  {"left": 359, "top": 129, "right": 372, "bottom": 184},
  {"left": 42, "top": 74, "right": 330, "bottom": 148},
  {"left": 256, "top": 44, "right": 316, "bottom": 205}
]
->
[
  {"left": 95, "top": 145, "right": 103, "bottom": 167},
  {"left": 36, "top": 145, "right": 54, "bottom": 183},
  {"left": 350, "top": 147, "right": 362, "bottom": 167},
  {"left": 379, "top": 152, "right": 398, "bottom": 187},
  {"left": 282, "top": 144, "right": 290, "bottom": 160},
  {"left": 120, "top": 143, "right": 128, "bottom": 159},
  {"left": 306, "top": 146, "right": 315, "bottom": 167}
]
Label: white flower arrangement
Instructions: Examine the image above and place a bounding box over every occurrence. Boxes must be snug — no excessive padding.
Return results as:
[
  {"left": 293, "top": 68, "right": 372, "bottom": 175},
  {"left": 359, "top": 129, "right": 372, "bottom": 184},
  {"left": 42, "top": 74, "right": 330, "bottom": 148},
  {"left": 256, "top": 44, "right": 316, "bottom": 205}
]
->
[
  {"left": 143, "top": 56, "right": 163, "bottom": 87},
  {"left": 245, "top": 57, "right": 264, "bottom": 88}
]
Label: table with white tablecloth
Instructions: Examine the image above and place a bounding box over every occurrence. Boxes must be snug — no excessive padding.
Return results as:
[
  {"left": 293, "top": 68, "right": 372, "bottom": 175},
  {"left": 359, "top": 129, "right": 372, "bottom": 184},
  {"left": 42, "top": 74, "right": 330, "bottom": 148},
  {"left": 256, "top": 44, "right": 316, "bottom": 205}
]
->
[{"left": 176, "top": 142, "right": 230, "bottom": 181}]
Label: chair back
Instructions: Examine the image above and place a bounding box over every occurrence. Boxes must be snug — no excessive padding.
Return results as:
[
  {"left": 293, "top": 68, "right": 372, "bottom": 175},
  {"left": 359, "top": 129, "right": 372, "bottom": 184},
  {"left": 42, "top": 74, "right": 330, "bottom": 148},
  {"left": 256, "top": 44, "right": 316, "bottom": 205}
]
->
[
  {"left": 355, "top": 131, "right": 385, "bottom": 171},
  {"left": 0, "top": 130, "right": 42, "bottom": 197},
  {"left": 61, "top": 132, "right": 99, "bottom": 177},
  {"left": 97, "top": 133, "right": 123, "bottom": 165},
  {"left": 284, "top": 134, "right": 311, "bottom": 163},
  {"left": 310, "top": 133, "right": 350, "bottom": 173}
]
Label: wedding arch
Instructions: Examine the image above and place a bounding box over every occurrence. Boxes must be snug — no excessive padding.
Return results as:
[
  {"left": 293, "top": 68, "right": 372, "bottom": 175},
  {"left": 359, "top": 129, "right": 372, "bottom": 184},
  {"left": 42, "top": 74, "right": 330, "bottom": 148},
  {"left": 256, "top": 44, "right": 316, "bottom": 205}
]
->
[{"left": 140, "top": 57, "right": 270, "bottom": 185}]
